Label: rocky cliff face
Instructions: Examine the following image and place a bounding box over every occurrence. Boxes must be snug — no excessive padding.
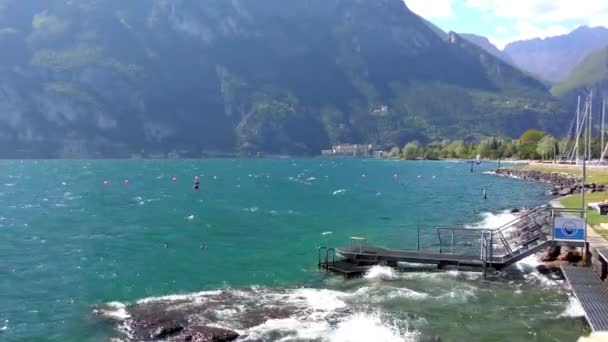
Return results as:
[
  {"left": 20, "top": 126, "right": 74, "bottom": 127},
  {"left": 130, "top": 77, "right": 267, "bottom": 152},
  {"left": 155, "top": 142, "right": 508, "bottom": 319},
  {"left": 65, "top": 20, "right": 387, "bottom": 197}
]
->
[
  {"left": 0, "top": 0, "right": 563, "bottom": 157},
  {"left": 460, "top": 33, "right": 513, "bottom": 65}
]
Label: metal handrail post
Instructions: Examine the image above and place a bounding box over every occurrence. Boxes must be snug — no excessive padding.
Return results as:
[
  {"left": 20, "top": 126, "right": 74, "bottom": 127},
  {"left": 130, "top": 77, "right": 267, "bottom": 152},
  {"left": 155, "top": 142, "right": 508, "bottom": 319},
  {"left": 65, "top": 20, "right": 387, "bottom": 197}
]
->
[
  {"left": 318, "top": 247, "right": 327, "bottom": 269},
  {"left": 551, "top": 208, "right": 555, "bottom": 241},
  {"left": 417, "top": 224, "right": 420, "bottom": 252},
  {"left": 437, "top": 229, "right": 442, "bottom": 254},
  {"left": 489, "top": 230, "right": 494, "bottom": 269},
  {"left": 451, "top": 230, "right": 455, "bottom": 254}
]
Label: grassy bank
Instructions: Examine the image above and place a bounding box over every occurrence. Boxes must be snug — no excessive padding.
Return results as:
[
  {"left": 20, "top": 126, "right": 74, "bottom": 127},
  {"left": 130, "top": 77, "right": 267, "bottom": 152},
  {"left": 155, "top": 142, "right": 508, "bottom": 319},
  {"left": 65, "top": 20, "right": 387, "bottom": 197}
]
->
[
  {"left": 560, "top": 193, "right": 608, "bottom": 239},
  {"left": 560, "top": 193, "right": 608, "bottom": 225},
  {"left": 516, "top": 163, "right": 608, "bottom": 185},
  {"left": 511, "top": 163, "right": 608, "bottom": 237}
]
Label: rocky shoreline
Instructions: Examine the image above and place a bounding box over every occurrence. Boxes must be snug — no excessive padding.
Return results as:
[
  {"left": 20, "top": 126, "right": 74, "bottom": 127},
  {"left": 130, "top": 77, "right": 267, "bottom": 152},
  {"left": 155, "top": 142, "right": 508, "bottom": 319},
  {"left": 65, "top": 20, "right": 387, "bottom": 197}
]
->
[
  {"left": 94, "top": 288, "right": 304, "bottom": 341},
  {"left": 497, "top": 205, "right": 584, "bottom": 277},
  {"left": 492, "top": 168, "right": 605, "bottom": 196}
]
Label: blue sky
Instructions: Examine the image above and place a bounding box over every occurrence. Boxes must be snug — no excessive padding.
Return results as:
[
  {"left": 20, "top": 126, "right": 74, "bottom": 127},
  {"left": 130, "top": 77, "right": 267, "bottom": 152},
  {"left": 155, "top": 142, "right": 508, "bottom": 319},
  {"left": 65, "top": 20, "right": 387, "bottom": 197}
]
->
[{"left": 404, "top": 0, "right": 608, "bottom": 49}]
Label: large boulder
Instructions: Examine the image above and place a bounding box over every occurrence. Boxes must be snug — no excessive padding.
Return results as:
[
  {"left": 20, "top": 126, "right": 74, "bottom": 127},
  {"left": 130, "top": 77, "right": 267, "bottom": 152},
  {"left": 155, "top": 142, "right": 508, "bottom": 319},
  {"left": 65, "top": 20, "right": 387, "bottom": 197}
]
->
[
  {"left": 153, "top": 325, "right": 184, "bottom": 339},
  {"left": 560, "top": 250, "right": 583, "bottom": 263},
  {"left": 540, "top": 246, "right": 561, "bottom": 262},
  {"left": 176, "top": 326, "right": 239, "bottom": 342}
]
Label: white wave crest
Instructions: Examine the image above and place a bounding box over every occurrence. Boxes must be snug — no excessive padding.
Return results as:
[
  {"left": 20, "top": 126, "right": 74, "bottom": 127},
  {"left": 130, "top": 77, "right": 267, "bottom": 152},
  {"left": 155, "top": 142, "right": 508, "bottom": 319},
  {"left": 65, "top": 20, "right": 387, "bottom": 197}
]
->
[
  {"left": 96, "top": 302, "right": 131, "bottom": 320},
  {"left": 560, "top": 296, "right": 585, "bottom": 318},
  {"left": 364, "top": 265, "right": 398, "bottom": 281},
  {"left": 332, "top": 189, "right": 347, "bottom": 195},
  {"left": 135, "top": 289, "right": 223, "bottom": 304},
  {"left": 466, "top": 210, "right": 518, "bottom": 230},
  {"left": 291, "top": 288, "right": 347, "bottom": 311},
  {"left": 330, "top": 313, "right": 419, "bottom": 342},
  {"left": 436, "top": 287, "right": 477, "bottom": 304},
  {"left": 243, "top": 317, "right": 330, "bottom": 341}
]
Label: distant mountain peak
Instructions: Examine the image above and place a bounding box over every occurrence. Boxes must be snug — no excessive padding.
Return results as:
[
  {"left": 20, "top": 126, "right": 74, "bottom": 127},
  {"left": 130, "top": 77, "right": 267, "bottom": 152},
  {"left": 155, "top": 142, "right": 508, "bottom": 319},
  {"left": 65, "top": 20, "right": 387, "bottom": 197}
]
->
[
  {"left": 552, "top": 45, "right": 608, "bottom": 97},
  {"left": 504, "top": 26, "right": 608, "bottom": 82}
]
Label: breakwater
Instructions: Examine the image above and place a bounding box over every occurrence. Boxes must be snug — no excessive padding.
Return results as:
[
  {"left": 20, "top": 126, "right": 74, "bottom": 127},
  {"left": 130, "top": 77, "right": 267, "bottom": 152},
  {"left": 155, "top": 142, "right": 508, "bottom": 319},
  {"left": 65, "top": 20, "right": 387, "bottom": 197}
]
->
[{"left": 492, "top": 168, "right": 604, "bottom": 196}]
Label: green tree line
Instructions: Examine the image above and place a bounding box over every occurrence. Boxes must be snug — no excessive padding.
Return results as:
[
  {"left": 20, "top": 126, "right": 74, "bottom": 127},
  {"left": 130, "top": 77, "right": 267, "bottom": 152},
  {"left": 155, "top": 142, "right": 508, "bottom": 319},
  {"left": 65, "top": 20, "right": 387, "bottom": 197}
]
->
[{"left": 387, "top": 129, "right": 590, "bottom": 161}]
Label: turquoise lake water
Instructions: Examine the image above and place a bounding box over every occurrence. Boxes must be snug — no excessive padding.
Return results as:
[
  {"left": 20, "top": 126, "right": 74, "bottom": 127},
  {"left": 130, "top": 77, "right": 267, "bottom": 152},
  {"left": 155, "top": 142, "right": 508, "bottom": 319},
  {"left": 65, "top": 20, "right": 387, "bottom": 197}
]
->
[{"left": 0, "top": 159, "right": 587, "bottom": 341}]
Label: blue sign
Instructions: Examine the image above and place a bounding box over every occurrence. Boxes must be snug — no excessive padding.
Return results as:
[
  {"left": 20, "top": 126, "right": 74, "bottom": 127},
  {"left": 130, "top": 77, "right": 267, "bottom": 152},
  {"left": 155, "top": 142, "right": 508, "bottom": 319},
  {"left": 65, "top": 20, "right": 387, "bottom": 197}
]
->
[{"left": 554, "top": 217, "right": 585, "bottom": 241}]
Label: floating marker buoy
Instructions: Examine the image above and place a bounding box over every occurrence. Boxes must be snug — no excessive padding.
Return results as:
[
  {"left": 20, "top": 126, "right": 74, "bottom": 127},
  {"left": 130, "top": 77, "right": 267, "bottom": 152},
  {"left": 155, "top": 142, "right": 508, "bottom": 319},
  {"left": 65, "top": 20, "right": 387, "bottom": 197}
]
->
[
  {"left": 172, "top": 177, "right": 177, "bottom": 182},
  {"left": 124, "top": 179, "right": 129, "bottom": 185},
  {"left": 103, "top": 180, "right": 109, "bottom": 186},
  {"left": 194, "top": 176, "right": 199, "bottom": 180}
]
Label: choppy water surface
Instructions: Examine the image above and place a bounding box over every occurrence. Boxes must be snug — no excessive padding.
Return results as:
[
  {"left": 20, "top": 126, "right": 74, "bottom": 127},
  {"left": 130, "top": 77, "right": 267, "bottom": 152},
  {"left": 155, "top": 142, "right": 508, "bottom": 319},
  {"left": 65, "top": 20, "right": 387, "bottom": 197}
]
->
[{"left": 0, "top": 159, "right": 586, "bottom": 341}]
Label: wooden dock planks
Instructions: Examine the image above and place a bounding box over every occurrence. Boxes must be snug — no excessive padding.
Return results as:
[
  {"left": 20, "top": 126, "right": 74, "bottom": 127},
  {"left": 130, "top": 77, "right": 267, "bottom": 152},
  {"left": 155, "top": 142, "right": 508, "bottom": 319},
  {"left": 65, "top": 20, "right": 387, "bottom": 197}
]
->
[{"left": 562, "top": 266, "right": 608, "bottom": 332}]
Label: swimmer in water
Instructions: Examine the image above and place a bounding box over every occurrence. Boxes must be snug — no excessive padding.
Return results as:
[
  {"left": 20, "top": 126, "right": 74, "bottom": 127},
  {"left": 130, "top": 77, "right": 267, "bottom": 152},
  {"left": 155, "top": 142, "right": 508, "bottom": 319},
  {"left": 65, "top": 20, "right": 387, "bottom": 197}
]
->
[
  {"left": 193, "top": 181, "right": 200, "bottom": 190},
  {"left": 164, "top": 242, "right": 169, "bottom": 248},
  {"left": 200, "top": 243, "right": 206, "bottom": 250}
]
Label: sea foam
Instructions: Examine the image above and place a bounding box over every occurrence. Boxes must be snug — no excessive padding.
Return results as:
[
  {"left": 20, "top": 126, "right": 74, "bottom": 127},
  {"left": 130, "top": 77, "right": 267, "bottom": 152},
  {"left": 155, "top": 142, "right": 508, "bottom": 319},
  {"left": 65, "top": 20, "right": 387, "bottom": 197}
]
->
[{"left": 364, "top": 265, "right": 398, "bottom": 281}]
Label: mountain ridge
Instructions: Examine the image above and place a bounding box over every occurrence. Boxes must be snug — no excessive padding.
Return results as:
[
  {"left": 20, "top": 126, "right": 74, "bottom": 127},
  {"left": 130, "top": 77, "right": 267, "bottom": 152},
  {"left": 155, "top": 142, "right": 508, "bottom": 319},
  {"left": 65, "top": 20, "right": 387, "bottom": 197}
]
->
[
  {"left": 552, "top": 45, "right": 608, "bottom": 105},
  {"left": 504, "top": 26, "right": 608, "bottom": 82},
  {"left": 0, "top": 0, "right": 565, "bottom": 157}
]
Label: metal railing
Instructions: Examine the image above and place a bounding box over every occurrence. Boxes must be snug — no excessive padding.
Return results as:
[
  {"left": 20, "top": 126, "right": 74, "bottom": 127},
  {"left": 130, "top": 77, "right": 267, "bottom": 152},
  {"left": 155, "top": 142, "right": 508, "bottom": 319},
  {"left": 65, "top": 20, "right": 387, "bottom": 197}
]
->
[
  {"left": 416, "top": 207, "right": 585, "bottom": 261},
  {"left": 328, "top": 207, "right": 586, "bottom": 270},
  {"left": 318, "top": 247, "right": 335, "bottom": 269}
]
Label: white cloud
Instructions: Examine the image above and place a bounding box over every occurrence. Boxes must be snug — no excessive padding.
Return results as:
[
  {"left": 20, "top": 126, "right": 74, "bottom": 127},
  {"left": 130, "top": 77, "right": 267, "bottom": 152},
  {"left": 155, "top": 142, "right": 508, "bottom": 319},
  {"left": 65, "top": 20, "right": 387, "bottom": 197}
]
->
[
  {"left": 465, "top": 0, "right": 608, "bottom": 24},
  {"left": 466, "top": 0, "right": 608, "bottom": 48},
  {"left": 488, "top": 22, "right": 570, "bottom": 49},
  {"left": 404, "top": 0, "right": 455, "bottom": 19},
  {"left": 495, "top": 25, "right": 508, "bottom": 34}
]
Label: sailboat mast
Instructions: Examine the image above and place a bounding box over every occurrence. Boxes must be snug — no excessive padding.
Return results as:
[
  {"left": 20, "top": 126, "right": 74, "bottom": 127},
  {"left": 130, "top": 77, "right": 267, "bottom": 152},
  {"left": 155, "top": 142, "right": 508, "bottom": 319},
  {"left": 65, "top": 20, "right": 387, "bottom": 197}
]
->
[
  {"left": 575, "top": 96, "right": 581, "bottom": 164},
  {"left": 602, "top": 97, "right": 606, "bottom": 162},
  {"left": 589, "top": 91, "right": 593, "bottom": 161}
]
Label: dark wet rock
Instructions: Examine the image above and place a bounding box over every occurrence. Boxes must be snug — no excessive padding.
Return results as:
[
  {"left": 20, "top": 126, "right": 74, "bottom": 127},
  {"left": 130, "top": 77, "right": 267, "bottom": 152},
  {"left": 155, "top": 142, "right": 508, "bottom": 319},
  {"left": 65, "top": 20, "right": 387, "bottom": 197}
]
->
[
  {"left": 177, "top": 326, "right": 239, "bottom": 342},
  {"left": 537, "top": 264, "right": 566, "bottom": 279},
  {"left": 99, "top": 288, "right": 308, "bottom": 341},
  {"left": 238, "top": 307, "right": 299, "bottom": 329},
  {"left": 560, "top": 250, "right": 583, "bottom": 263},
  {"left": 129, "top": 315, "right": 187, "bottom": 340},
  {"left": 536, "top": 265, "right": 552, "bottom": 275},
  {"left": 153, "top": 325, "right": 184, "bottom": 339},
  {"left": 491, "top": 169, "right": 590, "bottom": 198},
  {"left": 124, "top": 307, "right": 241, "bottom": 342},
  {"left": 540, "top": 246, "right": 561, "bottom": 262},
  {"left": 510, "top": 208, "right": 521, "bottom": 214}
]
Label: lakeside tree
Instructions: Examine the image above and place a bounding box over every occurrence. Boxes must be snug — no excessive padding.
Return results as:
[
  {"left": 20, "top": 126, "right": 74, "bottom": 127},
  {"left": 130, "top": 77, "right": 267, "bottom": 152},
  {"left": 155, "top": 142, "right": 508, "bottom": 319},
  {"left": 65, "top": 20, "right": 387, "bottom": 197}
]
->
[
  {"left": 388, "top": 146, "right": 401, "bottom": 158},
  {"left": 518, "top": 129, "right": 547, "bottom": 159},
  {"left": 402, "top": 141, "right": 421, "bottom": 160},
  {"left": 537, "top": 135, "right": 557, "bottom": 160},
  {"left": 390, "top": 132, "right": 557, "bottom": 161}
]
